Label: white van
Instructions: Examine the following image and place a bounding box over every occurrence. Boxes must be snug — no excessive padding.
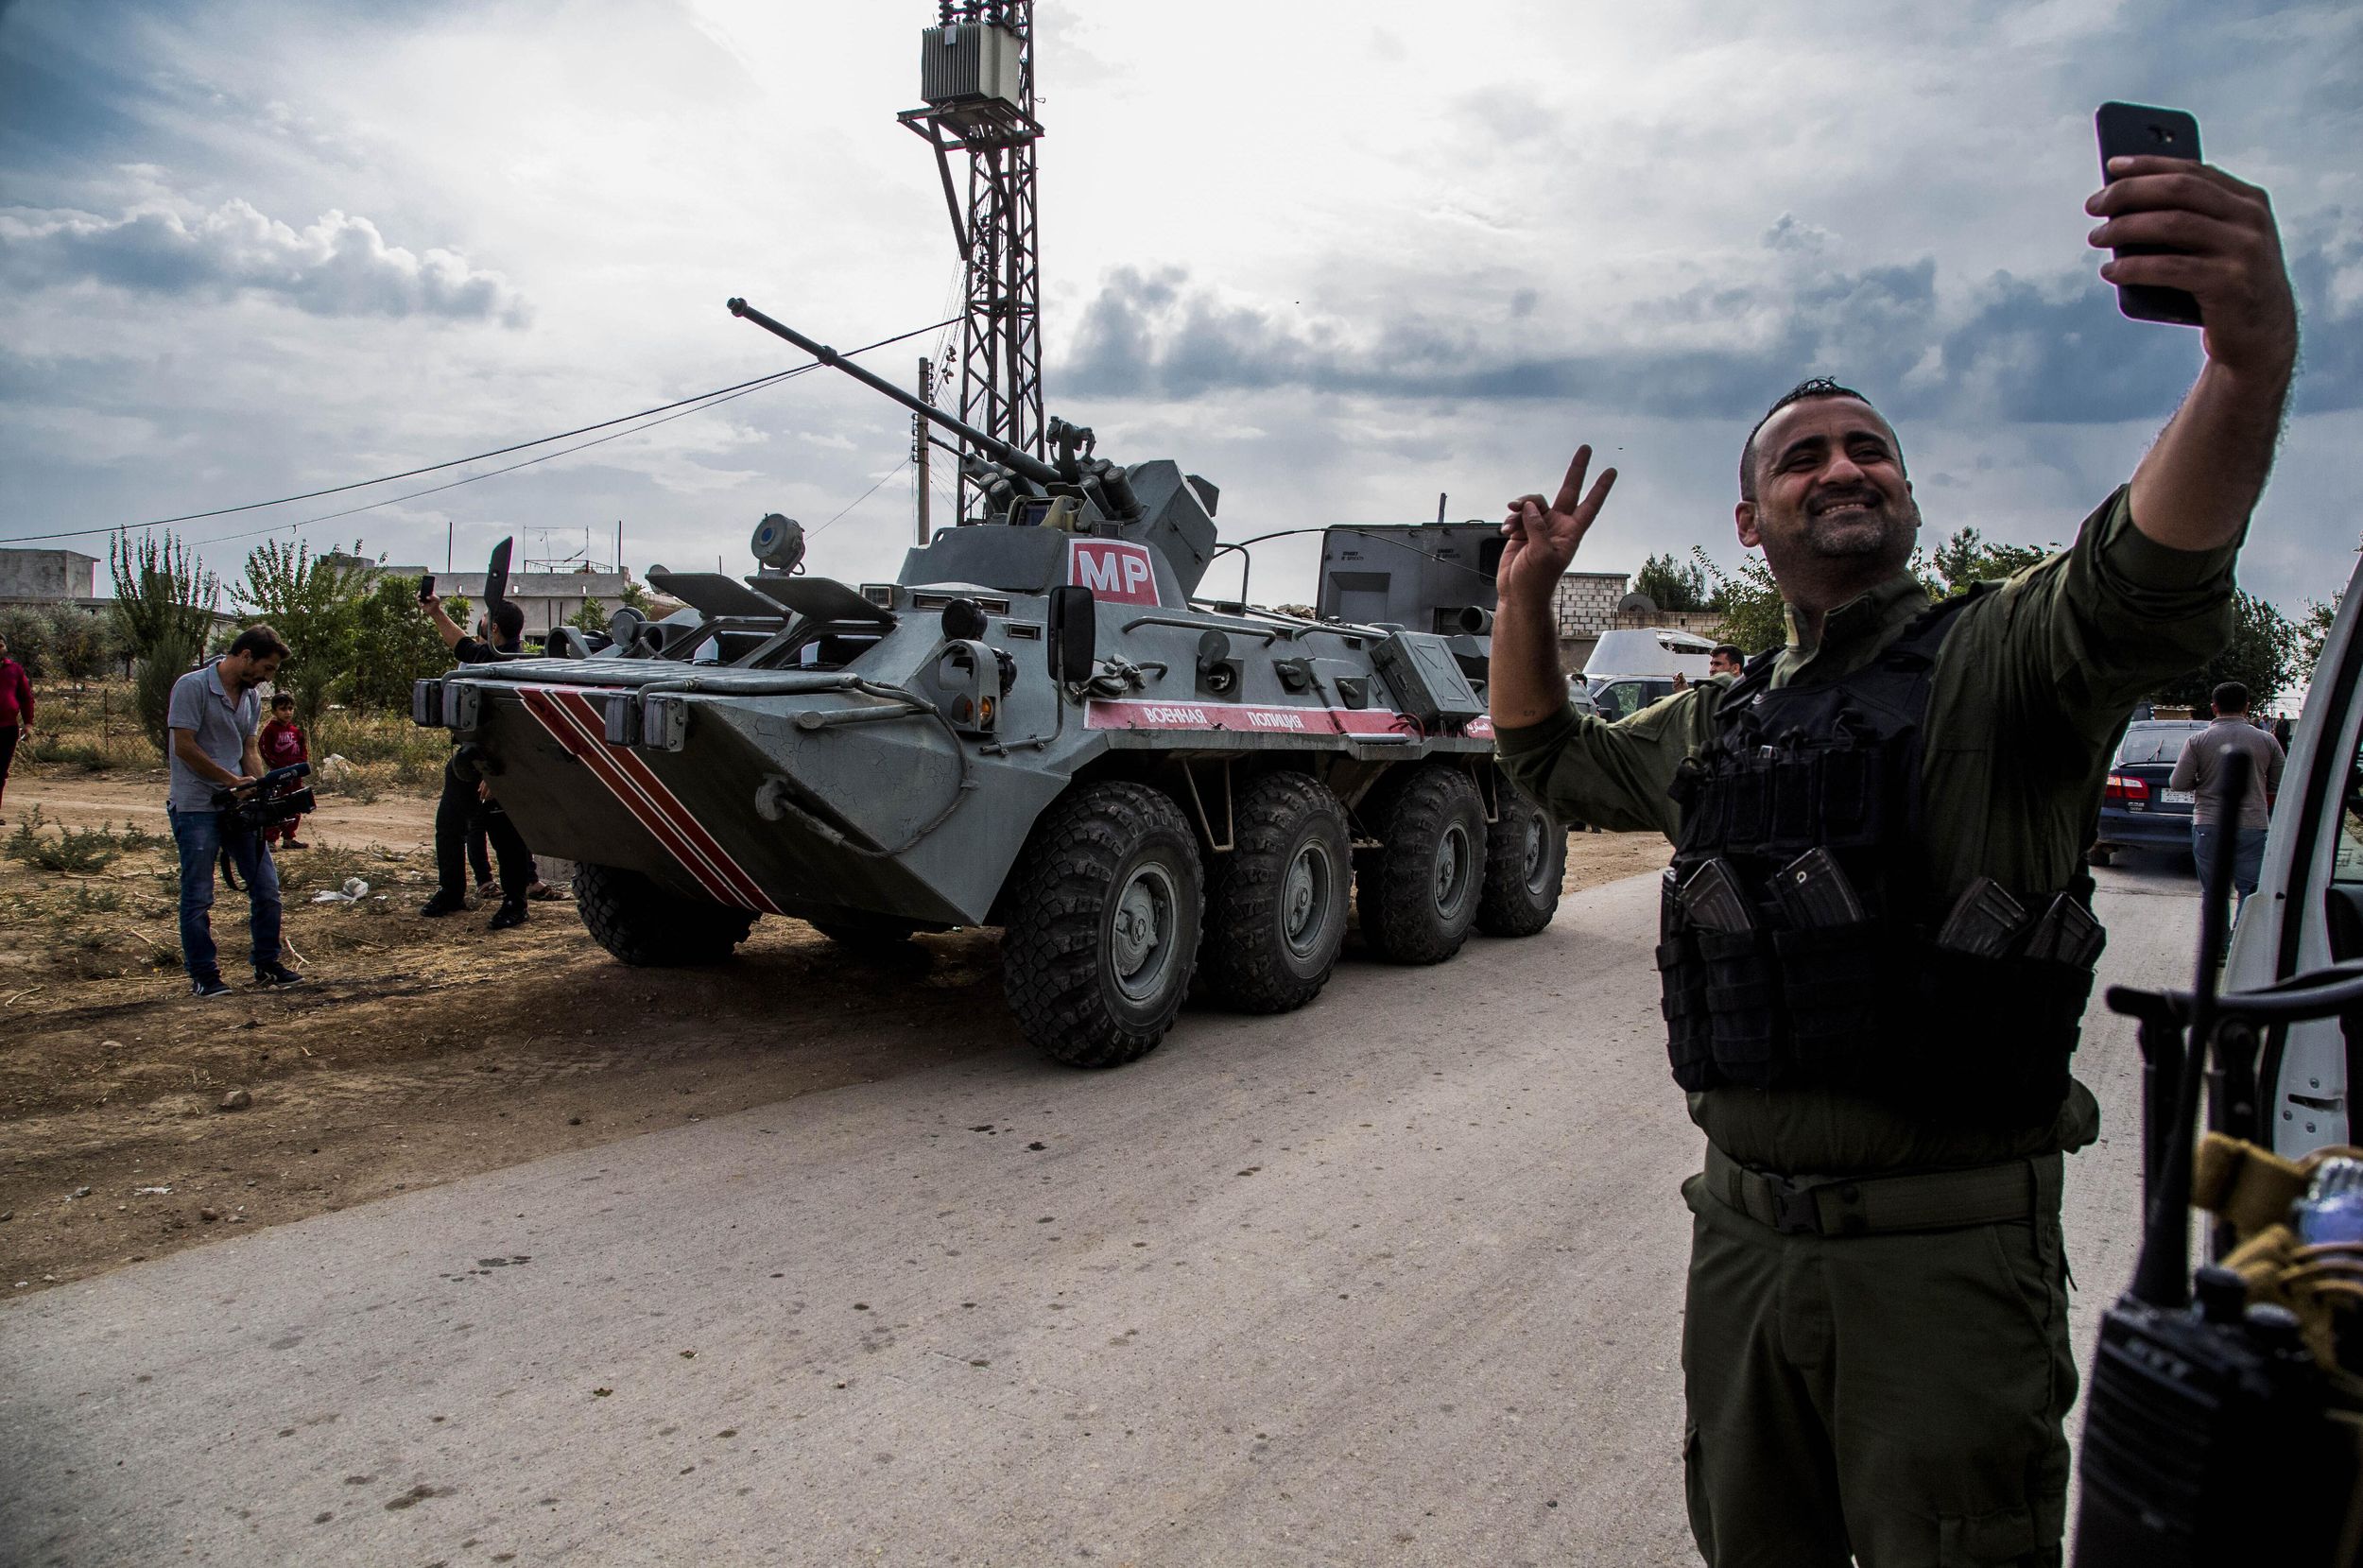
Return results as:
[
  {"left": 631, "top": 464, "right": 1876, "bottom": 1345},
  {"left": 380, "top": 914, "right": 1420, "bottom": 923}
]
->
[
  {"left": 2226, "top": 550, "right": 2363, "bottom": 1156},
  {"left": 1582, "top": 628, "right": 1720, "bottom": 722}
]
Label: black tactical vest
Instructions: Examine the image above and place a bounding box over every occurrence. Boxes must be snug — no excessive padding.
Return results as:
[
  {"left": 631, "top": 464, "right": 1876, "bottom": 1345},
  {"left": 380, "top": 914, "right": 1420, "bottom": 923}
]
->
[{"left": 1655, "top": 586, "right": 2101, "bottom": 1129}]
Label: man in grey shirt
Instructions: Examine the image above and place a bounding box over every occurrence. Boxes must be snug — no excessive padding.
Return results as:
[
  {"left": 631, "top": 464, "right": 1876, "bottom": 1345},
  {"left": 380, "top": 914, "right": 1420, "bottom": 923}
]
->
[
  {"left": 167, "top": 625, "right": 302, "bottom": 997},
  {"left": 2169, "top": 679, "right": 2286, "bottom": 951}
]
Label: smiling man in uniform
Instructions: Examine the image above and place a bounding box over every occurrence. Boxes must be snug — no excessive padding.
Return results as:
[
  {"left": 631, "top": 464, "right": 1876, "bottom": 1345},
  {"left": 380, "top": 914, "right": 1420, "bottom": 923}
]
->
[{"left": 1486, "top": 151, "right": 2297, "bottom": 1565}]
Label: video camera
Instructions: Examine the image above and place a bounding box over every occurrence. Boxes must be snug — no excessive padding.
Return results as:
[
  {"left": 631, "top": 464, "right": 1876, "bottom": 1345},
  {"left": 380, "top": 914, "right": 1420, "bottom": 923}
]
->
[{"left": 211, "top": 762, "right": 315, "bottom": 836}]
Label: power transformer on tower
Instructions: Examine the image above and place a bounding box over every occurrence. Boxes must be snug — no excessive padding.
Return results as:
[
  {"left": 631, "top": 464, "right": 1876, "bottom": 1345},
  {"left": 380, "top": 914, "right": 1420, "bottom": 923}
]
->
[{"left": 900, "top": 2, "right": 1044, "bottom": 526}]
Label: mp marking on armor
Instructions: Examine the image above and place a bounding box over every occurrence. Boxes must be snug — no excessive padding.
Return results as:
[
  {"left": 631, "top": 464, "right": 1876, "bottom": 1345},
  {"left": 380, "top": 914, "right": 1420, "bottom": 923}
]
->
[{"left": 1066, "top": 539, "right": 1161, "bottom": 606}]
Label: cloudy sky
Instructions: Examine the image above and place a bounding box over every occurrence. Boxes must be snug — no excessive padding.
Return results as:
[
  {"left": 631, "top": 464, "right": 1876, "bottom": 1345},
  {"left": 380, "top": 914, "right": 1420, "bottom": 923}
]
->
[{"left": 3, "top": 0, "right": 2358, "bottom": 615}]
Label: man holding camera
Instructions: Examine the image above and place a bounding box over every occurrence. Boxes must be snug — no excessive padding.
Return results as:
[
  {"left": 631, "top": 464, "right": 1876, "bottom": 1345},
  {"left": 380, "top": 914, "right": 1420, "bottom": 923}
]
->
[
  {"left": 1491, "top": 151, "right": 2294, "bottom": 1564},
  {"left": 419, "top": 589, "right": 539, "bottom": 929},
  {"left": 167, "top": 625, "right": 303, "bottom": 998}
]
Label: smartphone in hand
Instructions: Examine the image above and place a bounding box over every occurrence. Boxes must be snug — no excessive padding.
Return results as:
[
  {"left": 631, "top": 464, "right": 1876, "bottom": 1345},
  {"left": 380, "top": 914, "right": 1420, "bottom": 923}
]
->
[
  {"left": 418, "top": 573, "right": 436, "bottom": 604},
  {"left": 2096, "top": 101, "right": 2203, "bottom": 326}
]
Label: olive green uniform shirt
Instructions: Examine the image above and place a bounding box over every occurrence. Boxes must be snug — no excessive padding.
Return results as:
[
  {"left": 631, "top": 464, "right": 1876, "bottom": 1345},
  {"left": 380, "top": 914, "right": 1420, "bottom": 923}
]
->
[{"left": 1496, "top": 487, "right": 2237, "bottom": 1176}]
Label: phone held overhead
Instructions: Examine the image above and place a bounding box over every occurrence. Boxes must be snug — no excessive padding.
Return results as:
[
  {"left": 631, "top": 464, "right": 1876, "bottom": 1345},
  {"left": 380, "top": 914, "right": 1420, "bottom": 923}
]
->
[{"left": 2096, "top": 102, "right": 2204, "bottom": 327}]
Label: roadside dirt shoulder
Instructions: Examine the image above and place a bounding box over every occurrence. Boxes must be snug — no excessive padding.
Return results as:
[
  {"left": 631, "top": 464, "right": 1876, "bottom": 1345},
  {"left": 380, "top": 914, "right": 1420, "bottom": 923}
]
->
[{"left": 2, "top": 794, "right": 1668, "bottom": 1295}]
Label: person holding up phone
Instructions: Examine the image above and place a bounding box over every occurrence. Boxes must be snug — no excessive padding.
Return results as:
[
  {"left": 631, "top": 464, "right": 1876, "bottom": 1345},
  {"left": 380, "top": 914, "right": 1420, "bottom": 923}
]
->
[
  {"left": 1485, "top": 128, "right": 2294, "bottom": 1565},
  {"left": 418, "top": 585, "right": 541, "bottom": 930}
]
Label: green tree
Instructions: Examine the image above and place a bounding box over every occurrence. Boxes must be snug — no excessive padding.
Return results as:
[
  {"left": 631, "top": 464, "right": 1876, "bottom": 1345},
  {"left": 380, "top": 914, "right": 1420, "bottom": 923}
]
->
[
  {"left": 570, "top": 594, "right": 608, "bottom": 633},
  {"left": 46, "top": 608, "right": 112, "bottom": 681},
  {"left": 619, "top": 577, "right": 655, "bottom": 615},
  {"left": 1689, "top": 545, "right": 1785, "bottom": 653},
  {"left": 2300, "top": 593, "right": 2341, "bottom": 673},
  {"left": 345, "top": 577, "right": 464, "bottom": 713},
  {"left": 1632, "top": 552, "right": 1709, "bottom": 612},
  {"left": 2149, "top": 590, "right": 2298, "bottom": 711},
  {"left": 109, "top": 530, "right": 218, "bottom": 659},
  {"left": 1925, "top": 527, "right": 2055, "bottom": 594},
  {"left": 0, "top": 606, "right": 53, "bottom": 675},
  {"left": 233, "top": 539, "right": 371, "bottom": 725},
  {"left": 109, "top": 530, "right": 220, "bottom": 753}
]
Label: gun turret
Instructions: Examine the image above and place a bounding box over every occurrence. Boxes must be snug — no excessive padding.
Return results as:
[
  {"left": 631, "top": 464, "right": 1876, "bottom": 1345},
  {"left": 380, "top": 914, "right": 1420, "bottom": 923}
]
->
[{"left": 726, "top": 296, "right": 1218, "bottom": 597}]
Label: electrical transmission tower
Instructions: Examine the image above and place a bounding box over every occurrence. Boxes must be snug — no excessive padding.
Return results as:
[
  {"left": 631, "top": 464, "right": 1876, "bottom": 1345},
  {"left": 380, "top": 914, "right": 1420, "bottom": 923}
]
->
[{"left": 900, "top": 1, "right": 1043, "bottom": 524}]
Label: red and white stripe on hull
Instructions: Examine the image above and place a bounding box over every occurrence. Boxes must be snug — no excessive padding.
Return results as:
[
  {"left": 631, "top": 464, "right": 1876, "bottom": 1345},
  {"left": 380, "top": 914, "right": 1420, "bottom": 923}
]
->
[
  {"left": 513, "top": 684, "right": 785, "bottom": 915},
  {"left": 1085, "top": 698, "right": 1423, "bottom": 739}
]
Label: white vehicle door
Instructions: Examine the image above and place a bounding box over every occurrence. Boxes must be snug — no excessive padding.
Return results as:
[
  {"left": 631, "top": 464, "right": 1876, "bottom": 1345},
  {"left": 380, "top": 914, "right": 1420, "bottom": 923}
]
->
[{"left": 2226, "top": 555, "right": 2363, "bottom": 1156}]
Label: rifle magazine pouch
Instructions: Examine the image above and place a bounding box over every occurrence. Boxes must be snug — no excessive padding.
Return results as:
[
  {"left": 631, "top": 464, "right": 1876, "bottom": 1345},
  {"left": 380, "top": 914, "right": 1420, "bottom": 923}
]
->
[
  {"left": 1772, "top": 921, "right": 1888, "bottom": 1075},
  {"left": 1699, "top": 928, "right": 1781, "bottom": 1087},
  {"left": 1657, "top": 935, "right": 1719, "bottom": 1092},
  {"left": 1911, "top": 947, "right": 2095, "bottom": 1124}
]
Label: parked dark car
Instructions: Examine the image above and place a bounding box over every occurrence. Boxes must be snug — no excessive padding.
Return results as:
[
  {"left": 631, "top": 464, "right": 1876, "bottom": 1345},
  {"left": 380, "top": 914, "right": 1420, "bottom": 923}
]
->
[
  {"left": 2090, "top": 718, "right": 2209, "bottom": 864},
  {"left": 1591, "top": 675, "right": 1680, "bottom": 722}
]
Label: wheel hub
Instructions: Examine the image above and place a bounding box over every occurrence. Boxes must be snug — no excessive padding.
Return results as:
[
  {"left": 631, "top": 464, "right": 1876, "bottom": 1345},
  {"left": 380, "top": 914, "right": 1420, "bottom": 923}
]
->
[
  {"left": 1283, "top": 842, "right": 1332, "bottom": 956},
  {"left": 1111, "top": 864, "right": 1180, "bottom": 1001},
  {"left": 1522, "top": 816, "right": 1549, "bottom": 890},
  {"left": 1435, "top": 823, "right": 1473, "bottom": 916}
]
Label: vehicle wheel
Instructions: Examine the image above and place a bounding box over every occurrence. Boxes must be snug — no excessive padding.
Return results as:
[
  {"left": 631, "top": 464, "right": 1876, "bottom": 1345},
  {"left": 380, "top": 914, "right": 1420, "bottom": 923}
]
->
[
  {"left": 1199, "top": 771, "right": 1352, "bottom": 1013},
  {"left": 1355, "top": 765, "right": 1487, "bottom": 964},
  {"left": 1475, "top": 784, "right": 1565, "bottom": 937},
  {"left": 2086, "top": 844, "right": 2116, "bottom": 867},
  {"left": 575, "top": 861, "right": 756, "bottom": 966},
  {"left": 810, "top": 913, "right": 920, "bottom": 950},
  {"left": 1001, "top": 783, "right": 1204, "bottom": 1068}
]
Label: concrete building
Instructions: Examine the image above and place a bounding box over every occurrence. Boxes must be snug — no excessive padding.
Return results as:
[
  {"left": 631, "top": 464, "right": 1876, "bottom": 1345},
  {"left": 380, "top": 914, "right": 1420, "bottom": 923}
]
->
[
  {"left": 430, "top": 571, "right": 632, "bottom": 635},
  {"left": 1549, "top": 571, "right": 1733, "bottom": 668},
  {"left": 0, "top": 548, "right": 100, "bottom": 604}
]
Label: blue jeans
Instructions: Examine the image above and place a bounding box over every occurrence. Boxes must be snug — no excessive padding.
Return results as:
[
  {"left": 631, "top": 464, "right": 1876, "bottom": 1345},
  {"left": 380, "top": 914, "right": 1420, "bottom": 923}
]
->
[
  {"left": 2191, "top": 823, "right": 2268, "bottom": 948},
  {"left": 169, "top": 805, "right": 282, "bottom": 980}
]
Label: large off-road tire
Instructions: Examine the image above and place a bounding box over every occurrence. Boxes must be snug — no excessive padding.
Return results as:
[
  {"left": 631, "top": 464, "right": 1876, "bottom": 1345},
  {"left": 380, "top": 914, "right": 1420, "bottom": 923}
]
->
[
  {"left": 1001, "top": 783, "right": 1204, "bottom": 1068},
  {"left": 1355, "top": 765, "right": 1487, "bottom": 965},
  {"left": 575, "top": 861, "right": 756, "bottom": 966},
  {"left": 1475, "top": 783, "right": 1566, "bottom": 938},
  {"left": 1199, "top": 771, "right": 1352, "bottom": 1013},
  {"left": 809, "top": 913, "right": 920, "bottom": 950}
]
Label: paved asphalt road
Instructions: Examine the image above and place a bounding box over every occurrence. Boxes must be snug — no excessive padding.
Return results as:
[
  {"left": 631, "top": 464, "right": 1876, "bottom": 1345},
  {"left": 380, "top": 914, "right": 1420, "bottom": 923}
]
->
[{"left": 1, "top": 858, "right": 2201, "bottom": 1567}]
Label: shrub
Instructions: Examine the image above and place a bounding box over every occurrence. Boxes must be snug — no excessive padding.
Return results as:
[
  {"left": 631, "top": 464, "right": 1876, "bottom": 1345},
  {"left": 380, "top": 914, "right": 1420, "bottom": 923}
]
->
[
  {"left": 5, "top": 808, "right": 124, "bottom": 874},
  {"left": 346, "top": 577, "right": 463, "bottom": 713},
  {"left": 132, "top": 632, "right": 202, "bottom": 756}
]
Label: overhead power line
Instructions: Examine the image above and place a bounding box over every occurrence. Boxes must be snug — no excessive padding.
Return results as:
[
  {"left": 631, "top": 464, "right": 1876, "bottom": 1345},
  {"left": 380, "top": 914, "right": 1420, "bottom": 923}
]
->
[{"left": 0, "top": 315, "right": 964, "bottom": 547}]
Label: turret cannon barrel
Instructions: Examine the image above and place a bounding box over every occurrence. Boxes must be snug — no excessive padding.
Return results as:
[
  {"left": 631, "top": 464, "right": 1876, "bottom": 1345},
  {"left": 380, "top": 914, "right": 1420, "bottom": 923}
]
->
[{"left": 726, "top": 297, "right": 1062, "bottom": 489}]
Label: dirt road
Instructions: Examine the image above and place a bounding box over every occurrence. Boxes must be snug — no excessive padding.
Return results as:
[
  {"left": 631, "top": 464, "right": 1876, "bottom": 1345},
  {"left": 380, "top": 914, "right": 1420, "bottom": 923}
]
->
[
  {"left": 1, "top": 775, "right": 1672, "bottom": 1294},
  {"left": 0, "top": 866, "right": 2187, "bottom": 1567}
]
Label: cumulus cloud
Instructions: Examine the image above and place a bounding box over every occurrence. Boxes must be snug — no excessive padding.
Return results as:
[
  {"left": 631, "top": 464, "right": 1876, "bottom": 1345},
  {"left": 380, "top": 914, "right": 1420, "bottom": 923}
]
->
[
  {"left": 0, "top": 199, "right": 528, "bottom": 324},
  {"left": 1057, "top": 259, "right": 1940, "bottom": 418},
  {"left": 1058, "top": 216, "right": 2363, "bottom": 424}
]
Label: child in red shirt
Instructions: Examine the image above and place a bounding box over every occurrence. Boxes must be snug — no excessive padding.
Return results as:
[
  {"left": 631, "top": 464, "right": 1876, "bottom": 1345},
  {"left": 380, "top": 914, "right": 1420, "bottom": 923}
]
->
[{"left": 258, "top": 693, "right": 310, "bottom": 848}]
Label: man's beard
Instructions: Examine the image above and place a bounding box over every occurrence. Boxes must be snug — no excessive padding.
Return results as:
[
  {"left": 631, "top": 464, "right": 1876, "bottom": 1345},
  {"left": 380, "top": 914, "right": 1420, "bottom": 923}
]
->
[{"left": 1794, "top": 485, "right": 1919, "bottom": 561}]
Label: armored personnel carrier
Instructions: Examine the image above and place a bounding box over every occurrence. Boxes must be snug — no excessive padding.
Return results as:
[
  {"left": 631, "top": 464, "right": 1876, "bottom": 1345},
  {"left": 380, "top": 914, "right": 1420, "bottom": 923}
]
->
[{"left": 413, "top": 299, "right": 1567, "bottom": 1066}]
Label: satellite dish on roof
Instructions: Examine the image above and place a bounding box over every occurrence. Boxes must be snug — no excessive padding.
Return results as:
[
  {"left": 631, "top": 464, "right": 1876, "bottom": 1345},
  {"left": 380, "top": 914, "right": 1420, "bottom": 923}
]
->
[{"left": 1617, "top": 592, "right": 1658, "bottom": 614}]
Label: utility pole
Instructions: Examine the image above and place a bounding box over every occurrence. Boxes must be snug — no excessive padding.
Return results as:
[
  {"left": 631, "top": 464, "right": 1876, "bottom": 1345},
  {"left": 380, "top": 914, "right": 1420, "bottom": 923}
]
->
[
  {"left": 901, "top": 2, "right": 1042, "bottom": 523},
  {"left": 914, "top": 356, "right": 934, "bottom": 544}
]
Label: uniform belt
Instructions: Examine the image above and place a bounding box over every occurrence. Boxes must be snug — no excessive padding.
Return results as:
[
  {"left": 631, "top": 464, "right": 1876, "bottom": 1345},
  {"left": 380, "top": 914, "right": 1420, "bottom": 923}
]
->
[{"left": 1703, "top": 1144, "right": 2061, "bottom": 1237}]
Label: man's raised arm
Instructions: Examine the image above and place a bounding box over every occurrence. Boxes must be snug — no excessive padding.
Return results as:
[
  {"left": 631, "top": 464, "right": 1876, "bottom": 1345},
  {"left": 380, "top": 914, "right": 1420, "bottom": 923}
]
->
[
  {"left": 1490, "top": 445, "right": 1617, "bottom": 731},
  {"left": 2088, "top": 156, "right": 2298, "bottom": 553}
]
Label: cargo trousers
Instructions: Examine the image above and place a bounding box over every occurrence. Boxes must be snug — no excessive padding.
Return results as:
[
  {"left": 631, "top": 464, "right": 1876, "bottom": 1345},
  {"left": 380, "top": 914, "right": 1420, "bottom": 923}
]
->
[{"left": 1679, "top": 1157, "right": 2078, "bottom": 1568}]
